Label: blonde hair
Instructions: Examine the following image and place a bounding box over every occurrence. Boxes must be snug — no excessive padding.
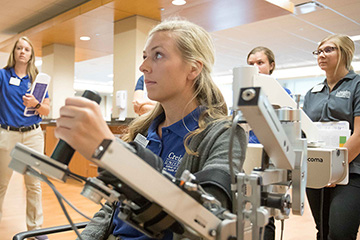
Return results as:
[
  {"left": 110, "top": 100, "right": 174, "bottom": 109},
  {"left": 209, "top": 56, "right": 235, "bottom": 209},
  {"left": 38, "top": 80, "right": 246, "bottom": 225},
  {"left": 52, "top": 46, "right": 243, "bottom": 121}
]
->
[
  {"left": 4, "top": 36, "right": 38, "bottom": 83},
  {"left": 123, "top": 19, "right": 228, "bottom": 154},
  {"left": 318, "top": 34, "right": 354, "bottom": 74}
]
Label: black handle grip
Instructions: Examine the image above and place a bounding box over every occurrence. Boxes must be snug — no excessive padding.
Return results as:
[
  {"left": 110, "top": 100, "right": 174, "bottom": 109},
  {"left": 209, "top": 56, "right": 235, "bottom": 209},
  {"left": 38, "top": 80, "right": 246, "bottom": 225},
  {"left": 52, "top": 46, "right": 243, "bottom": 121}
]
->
[{"left": 51, "top": 90, "right": 101, "bottom": 165}]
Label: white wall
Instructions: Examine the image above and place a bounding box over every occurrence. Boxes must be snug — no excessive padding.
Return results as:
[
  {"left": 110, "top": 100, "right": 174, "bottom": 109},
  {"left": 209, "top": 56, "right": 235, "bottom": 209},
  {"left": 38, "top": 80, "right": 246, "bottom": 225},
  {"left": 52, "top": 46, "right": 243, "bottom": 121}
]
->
[
  {"left": 213, "top": 73, "right": 325, "bottom": 110},
  {"left": 214, "top": 67, "right": 360, "bottom": 110},
  {"left": 74, "top": 91, "right": 112, "bottom": 121},
  {"left": 0, "top": 51, "right": 8, "bottom": 67}
]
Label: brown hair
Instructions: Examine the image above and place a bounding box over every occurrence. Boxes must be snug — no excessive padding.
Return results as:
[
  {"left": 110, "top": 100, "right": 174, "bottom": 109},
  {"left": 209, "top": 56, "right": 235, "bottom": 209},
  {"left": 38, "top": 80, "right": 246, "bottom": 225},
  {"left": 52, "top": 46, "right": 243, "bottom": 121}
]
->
[{"left": 247, "top": 46, "right": 276, "bottom": 74}]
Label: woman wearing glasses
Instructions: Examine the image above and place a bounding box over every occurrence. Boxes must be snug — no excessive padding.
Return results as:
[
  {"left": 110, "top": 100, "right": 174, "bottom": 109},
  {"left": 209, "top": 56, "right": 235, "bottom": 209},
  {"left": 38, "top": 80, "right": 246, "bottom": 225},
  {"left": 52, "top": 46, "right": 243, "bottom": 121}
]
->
[{"left": 303, "top": 34, "right": 360, "bottom": 240}]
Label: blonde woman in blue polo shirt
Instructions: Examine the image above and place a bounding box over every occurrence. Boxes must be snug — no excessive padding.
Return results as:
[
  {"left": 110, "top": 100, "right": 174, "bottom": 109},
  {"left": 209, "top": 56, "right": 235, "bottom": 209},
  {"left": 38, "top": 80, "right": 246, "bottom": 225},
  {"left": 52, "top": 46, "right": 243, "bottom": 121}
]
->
[
  {"left": 304, "top": 34, "right": 360, "bottom": 240},
  {"left": 55, "top": 19, "right": 247, "bottom": 240},
  {"left": 0, "top": 36, "right": 50, "bottom": 240}
]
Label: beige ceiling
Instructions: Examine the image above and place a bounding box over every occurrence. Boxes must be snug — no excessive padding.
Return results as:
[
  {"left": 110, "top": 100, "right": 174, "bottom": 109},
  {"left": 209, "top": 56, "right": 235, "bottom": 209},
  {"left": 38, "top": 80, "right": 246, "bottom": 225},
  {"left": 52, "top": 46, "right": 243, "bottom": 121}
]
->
[
  {"left": 0, "top": 0, "right": 359, "bottom": 81},
  {"left": 211, "top": 0, "right": 360, "bottom": 74},
  {"left": 0, "top": 0, "right": 163, "bottom": 62},
  {"left": 0, "top": 0, "right": 292, "bottom": 62}
]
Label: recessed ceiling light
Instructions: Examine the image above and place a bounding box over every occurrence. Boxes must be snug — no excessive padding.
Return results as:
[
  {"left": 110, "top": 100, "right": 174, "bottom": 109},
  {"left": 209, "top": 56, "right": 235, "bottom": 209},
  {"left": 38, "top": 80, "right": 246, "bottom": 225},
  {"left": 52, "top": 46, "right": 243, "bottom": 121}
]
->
[
  {"left": 172, "top": 0, "right": 186, "bottom": 6},
  {"left": 80, "top": 36, "right": 91, "bottom": 41},
  {"left": 294, "top": 1, "right": 324, "bottom": 15}
]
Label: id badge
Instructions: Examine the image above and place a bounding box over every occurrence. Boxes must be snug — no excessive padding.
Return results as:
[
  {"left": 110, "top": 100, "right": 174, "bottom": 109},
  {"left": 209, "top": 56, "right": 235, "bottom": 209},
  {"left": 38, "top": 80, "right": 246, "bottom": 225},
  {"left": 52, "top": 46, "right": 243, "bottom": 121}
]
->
[
  {"left": 311, "top": 84, "right": 324, "bottom": 93},
  {"left": 9, "top": 77, "right": 20, "bottom": 86},
  {"left": 134, "top": 133, "right": 149, "bottom": 148}
]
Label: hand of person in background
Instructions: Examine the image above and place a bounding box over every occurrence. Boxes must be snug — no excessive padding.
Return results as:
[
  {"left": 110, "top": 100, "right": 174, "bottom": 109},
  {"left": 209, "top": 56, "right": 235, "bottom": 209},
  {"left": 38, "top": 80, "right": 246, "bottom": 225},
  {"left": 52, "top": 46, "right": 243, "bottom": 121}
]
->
[
  {"left": 54, "top": 97, "right": 115, "bottom": 160},
  {"left": 22, "top": 93, "right": 50, "bottom": 116},
  {"left": 132, "top": 98, "right": 156, "bottom": 116},
  {"left": 326, "top": 183, "right": 337, "bottom": 187},
  {"left": 22, "top": 93, "right": 39, "bottom": 108}
]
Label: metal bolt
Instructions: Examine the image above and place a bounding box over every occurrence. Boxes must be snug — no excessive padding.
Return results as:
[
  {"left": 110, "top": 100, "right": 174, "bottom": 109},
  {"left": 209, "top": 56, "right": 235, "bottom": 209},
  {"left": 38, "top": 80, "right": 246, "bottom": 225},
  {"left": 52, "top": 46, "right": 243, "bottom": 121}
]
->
[
  {"left": 209, "top": 229, "right": 217, "bottom": 237},
  {"left": 242, "top": 89, "right": 256, "bottom": 101}
]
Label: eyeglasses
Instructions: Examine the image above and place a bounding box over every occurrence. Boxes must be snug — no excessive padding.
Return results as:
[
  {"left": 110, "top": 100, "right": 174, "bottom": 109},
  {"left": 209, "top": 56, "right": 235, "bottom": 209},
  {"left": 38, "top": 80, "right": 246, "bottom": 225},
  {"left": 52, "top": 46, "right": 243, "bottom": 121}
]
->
[{"left": 312, "top": 46, "right": 337, "bottom": 56}]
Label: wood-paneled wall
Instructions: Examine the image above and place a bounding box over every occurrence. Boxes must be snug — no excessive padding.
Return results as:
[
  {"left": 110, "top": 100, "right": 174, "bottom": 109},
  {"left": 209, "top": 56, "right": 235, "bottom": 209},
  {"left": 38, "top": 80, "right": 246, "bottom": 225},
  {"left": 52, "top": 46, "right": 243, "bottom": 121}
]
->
[{"left": 42, "top": 123, "right": 129, "bottom": 178}]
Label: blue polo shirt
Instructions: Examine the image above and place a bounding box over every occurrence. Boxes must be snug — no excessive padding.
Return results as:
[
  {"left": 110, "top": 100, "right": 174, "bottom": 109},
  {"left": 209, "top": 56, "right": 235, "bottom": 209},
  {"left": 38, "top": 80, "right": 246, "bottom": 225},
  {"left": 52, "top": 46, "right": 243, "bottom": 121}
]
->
[
  {"left": 146, "top": 107, "right": 202, "bottom": 176},
  {"left": 112, "top": 107, "right": 203, "bottom": 240},
  {"left": 0, "top": 68, "right": 49, "bottom": 127},
  {"left": 135, "top": 76, "right": 144, "bottom": 91}
]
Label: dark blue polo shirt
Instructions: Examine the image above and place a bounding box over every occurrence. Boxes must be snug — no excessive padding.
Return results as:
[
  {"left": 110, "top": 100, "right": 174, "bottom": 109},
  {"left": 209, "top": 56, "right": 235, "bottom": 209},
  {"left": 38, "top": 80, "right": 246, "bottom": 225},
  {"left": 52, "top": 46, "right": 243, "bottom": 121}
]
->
[
  {"left": 135, "top": 76, "right": 144, "bottom": 91},
  {"left": 146, "top": 107, "right": 201, "bottom": 176},
  {"left": 0, "top": 68, "right": 49, "bottom": 127},
  {"left": 112, "top": 107, "right": 203, "bottom": 240},
  {"left": 303, "top": 70, "right": 360, "bottom": 175}
]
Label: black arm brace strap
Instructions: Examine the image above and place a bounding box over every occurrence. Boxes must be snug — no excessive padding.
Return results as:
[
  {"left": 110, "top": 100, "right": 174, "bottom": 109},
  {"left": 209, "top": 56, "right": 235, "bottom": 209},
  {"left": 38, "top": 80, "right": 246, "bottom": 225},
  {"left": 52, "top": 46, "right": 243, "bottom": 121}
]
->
[{"left": 194, "top": 168, "right": 233, "bottom": 210}]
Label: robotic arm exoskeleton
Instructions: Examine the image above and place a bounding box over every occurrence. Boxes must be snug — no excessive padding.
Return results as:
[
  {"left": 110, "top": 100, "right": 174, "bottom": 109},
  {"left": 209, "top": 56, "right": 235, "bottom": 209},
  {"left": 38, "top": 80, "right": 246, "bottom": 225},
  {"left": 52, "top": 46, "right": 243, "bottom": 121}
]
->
[{"left": 8, "top": 66, "right": 349, "bottom": 240}]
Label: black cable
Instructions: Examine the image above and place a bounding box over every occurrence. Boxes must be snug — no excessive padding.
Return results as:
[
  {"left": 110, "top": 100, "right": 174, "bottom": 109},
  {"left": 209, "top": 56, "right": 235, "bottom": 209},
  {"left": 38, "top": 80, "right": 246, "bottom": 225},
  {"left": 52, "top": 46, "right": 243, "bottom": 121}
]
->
[
  {"left": 27, "top": 167, "right": 84, "bottom": 240},
  {"left": 26, "top": 167, "right": 111, "bottom": 239},
  {"left": 320, "top": 188, "right": 324, "bottom": 240},
  {"left": 68, "top": 171, "right": 88, "bottom": 182},
  {"left": 280, "top": 219, "right": 284, "bottom": 240}
]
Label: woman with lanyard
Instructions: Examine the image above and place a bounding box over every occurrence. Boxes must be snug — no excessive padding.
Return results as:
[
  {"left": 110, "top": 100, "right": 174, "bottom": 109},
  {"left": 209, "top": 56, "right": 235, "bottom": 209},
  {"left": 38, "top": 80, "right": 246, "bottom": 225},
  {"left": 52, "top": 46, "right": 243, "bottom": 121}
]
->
[
  {"left": 0, "top": 36, "right": 50, "bottom": 240},
  {"left": 54, "top": 19, "right": 247, "bottom": 240},
  {"left": 303, "top": 34, "right": 360, "bottom": 240}
]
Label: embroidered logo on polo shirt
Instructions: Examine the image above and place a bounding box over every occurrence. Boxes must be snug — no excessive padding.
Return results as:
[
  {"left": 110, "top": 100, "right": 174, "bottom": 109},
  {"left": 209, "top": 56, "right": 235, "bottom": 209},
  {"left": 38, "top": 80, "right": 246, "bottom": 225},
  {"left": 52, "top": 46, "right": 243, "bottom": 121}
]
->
[
  {"left": 335, "top": 90, "right": 351, "bottom": 99},
  {"left": 163, "top": 152, "right": 183, "bottom": 175}
]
